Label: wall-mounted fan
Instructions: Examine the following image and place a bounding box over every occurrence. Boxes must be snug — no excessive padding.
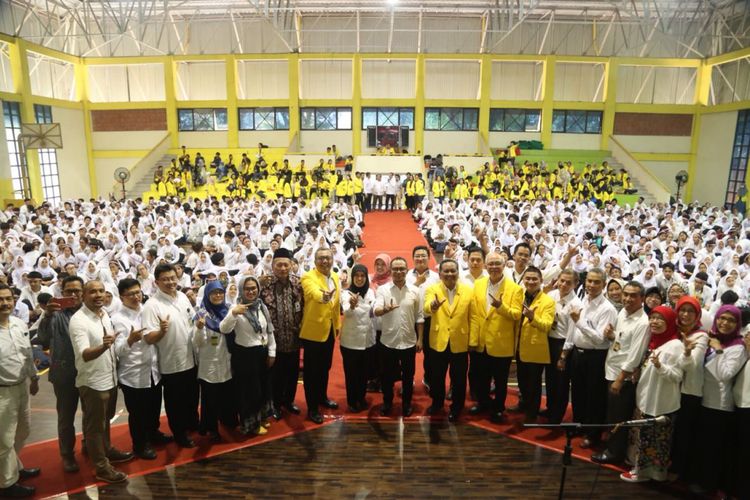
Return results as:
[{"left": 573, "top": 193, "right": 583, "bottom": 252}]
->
[{"left": 114, "top": 167, "right": 131, "bottom": 200}]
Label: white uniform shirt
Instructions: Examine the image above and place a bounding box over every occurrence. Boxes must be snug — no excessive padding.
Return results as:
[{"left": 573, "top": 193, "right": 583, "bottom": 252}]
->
[
  {"left": 733, "top": 352, "right": 750, "bottom": 408},
  {"left": 636, "top": 338, "right": 684, "bottom": 416},
  {"left": 549, "top": 289, "right": 582, "bottom": 342},
  {"left": 340, "top": 289, "right": 376, "bottom": 350},
  {"left": 142, "top": 290, "right": 197, "bottom": 375},
  {"left": 604, "top": 307, "right": 650, "bottom": 381},
  {"left": 193, "top": 325, "right": 232, "bottom": 383},
  {"left": 568, "top": 293, "right": 618, "bottom": 350},
  {"left": 69, "top": 305, "right": 118, "bottom": 391},
  {"left": 680, "top": 331, "right": 709, "bottom": 397},
  {"left": 112, "top": 305, "right": 161, "bottom": 389},
  {"left": 0, "top": 316, "right": 37, "bottom": 385},
  {"left": 220, "top": 307, "right": 277, "bottom": 357},
  {"left": 702, "top": 343, "right": 747, "bottom": 411},
  {"left": 375, "top": 282, "right": 424, "bottom": 350}
]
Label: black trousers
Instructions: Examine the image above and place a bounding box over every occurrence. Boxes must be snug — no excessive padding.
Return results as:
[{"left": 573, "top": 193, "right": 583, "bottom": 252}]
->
[
  {"left": 199, "top": 379, "right": 234, "bottom": 434},
  {"left": 272, "top": 350, "right": 300, "bottom": 408},
  {"left": 544, "top": 337, "right": 571, "bottom": 423},
  {"left": 517, "top": 358, "right": 545, "bottom": 419},
  {"left": 670, "top": 393, "right": 702, "bottom": 478},
  {"left": 695, "top": 407, "right": 736, "bottom": 492},
  {"left": 430, "top": 346, "right": 468, "bottom": 414},
  {"left": 736, "top": 407, "right": 750, "bottom": 497},
  {"left": 467, "top": 350, "right": 480, "bottom": 401},
  {"left": 120, "top": 382, "right": 163, "bottom": 451},
  {"left": 52, "top": 381, "right": 80, "bottom": 458},
  {"left": 570, "top": 348, "right": 608, "bottom": 441},
  {"left": 161, "top": 366, "right": 199, "bottom": 441},
  {"left": 302, "top": 333, "right": 335, "bottom": 412},
  {"left": 355, "top": 193, "right": 365, "bottom": 211},
  {"left": 603, "top": 380, "right": 636, "bottom": 459},
  {"left": 385, "top": 194, "right": 396, "bottom": 211},
  {"left": 422, "top": 317, "right": 432, "bottom": 382},
  {"left": 473, "top": 351, "right": 512, "bottom": 413},
  {"left": 381, "top": 345, "right": 416, "bottom": 408},
  {"left": 233, "top": 345, "right": 271, "bottom": 428},
  {"left": 341, "top": 346, "right": 367, "bottom": 407}
]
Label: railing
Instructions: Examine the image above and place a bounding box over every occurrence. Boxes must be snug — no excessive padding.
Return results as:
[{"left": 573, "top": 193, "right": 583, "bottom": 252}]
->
[
  {"left": 111, "top": 133, "right": 171, "bottom": 196},
  {"left": 608, "top": 135, "right": 672, "bottom": 203}
]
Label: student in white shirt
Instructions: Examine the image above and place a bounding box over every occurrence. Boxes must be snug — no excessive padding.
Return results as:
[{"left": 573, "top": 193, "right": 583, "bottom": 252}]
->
[
  {"left": 69, "top": 280, "right": 132, "bottom": 484},
  {"left": 112, "top": 278, "right": 168, "bottom": 461},
  {"left": 339, "top": 265, "right": 376, "bottom": 413},
  {"left": 220, "top": 276, "right": 276, "bottom": 436},
  {"left": 192, "top": 281, "right": 232, "bottom": 443}
]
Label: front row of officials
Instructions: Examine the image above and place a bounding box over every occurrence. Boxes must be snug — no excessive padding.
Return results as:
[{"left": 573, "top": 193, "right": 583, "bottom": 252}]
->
[{"left": 0, "top": 244, "right": 743, "bottom": 497}]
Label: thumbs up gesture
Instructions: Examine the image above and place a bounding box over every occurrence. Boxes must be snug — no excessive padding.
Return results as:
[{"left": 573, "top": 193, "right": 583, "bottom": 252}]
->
[{"left": 158, "top": 315, "right": 170, "bottom": 334}]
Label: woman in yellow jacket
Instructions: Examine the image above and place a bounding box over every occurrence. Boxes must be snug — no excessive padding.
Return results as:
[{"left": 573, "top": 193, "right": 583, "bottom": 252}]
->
[
  {"left": 432, "top": 175, "right": 447, "bottom": 202},
  {"left": 453, "top": 179, "right": 470, "bottom": 200},
  {"left": 334, "top": 173, "right": 348, "bottom": 203},
  {"left": 515, "top": 267, "right": 555, "bottom": 421}
]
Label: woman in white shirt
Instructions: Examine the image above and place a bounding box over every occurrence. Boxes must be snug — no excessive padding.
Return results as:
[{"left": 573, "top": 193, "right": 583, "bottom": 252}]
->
[
  {"left": 220, "top": 276, "right": 276, "bottom": 436},
  {"left": 193, "top": 281, "right": 233, "bottom": 442},
  {"left": 693, "top": 305, "right": 747, "bottom": 495},
  {"left": 733, "top": 327, "right": 750, "bottom": 498},
  {"left": 340, "top": 265, "right": 376, "bottom": 413},
  {"left": 621, "top": 306, "right": 682, "bottom": 483}
]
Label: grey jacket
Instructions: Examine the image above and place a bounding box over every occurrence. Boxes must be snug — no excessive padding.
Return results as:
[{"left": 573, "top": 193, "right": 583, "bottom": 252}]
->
[{"left": 36, "top": 308, "right": 78, "bottom": 386}]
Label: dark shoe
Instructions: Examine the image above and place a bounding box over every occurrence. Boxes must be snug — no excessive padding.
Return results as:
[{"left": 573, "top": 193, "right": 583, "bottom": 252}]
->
[
  {"left": 380, "top": 403, "right": 392, "bottom": 416},
  {"left": 308, "top": 411, "right": 324, "bottom": 424},
  {"left": 322, "top": 399, "right": 339, "bottom": 410},
  {"left": 469, "top": 405, "right": 485, "bottom": 416},
  {"left": 403, "top": 406, "right": 413, "bottom": 417},
  {"left": 0, "top": 483, "right": 35, "bottom": 497},
  {"left": 538, "top": 409, "right": 551, "bottom": 418},
  {"left": 135, "top": 446, "right": 157, "bottom": 460},
  {"left": 490, "top": 411, "right": 505, "bottom": 423},
  {"left": 357, "top": 400, "right": 369, "bottom": 411},
  {"left": 107, "top": 448, "right": 134, "bottom": 464},
  {"left": 150, "top": 433, "right": 174, "bottom": 445},
  {"left": 272, "top": 409, "right": 282, "bottom": 420},
  {"left": 426, "top": 405, "right": 441, "bottom": 416},
  {"left": 62, "top": 456, "right": 79, "bottom": 473},
  {"left": 176, "top": 438, "right": 196, "bottom": 449},
  {"left": 208, "top": 431, "right": 223, "bottom": 443},
  {"left": 18, "top": 468, "right": 40, "bottom": 479},
  {"left": 591, "top": 452, "right": 621, "bottom": 465},
  {"left": 580, "top": 438, "right": 598, "bottom": 450},
  {"left": 448, "top": 411, "right": 460, "bottom": 423},
  {"left": 286, "top": 403, "right": 301, "bottom": 415},
  {"left": 447, "top": 388, "right": 453, "bottom": 401},
  {"left": 95, "top": 469, "right": 127, "bottom": 484}
]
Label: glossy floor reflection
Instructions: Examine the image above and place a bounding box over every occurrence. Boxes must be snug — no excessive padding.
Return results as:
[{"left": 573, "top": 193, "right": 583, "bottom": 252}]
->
[{"left": 51, "top": 420, "right": 682, "bottom": 499}]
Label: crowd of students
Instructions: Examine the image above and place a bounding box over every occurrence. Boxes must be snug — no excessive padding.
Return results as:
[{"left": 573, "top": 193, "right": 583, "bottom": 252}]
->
[{"left": 0, "top": 174, "right": 748, "bottom": 497}]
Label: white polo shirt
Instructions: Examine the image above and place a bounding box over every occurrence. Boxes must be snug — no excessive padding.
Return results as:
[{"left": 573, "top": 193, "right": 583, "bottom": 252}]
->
[
  {"left": 69, "top": 305, "right": 118, "bottom": 391},
  {"left": 375, "top": 282, "right": 424, "bottom": 350},
  {"left": 112, "top": 304, "right": 161, "bottom": 389},
  {"left": 142, "top": 290, "right": 196, "bottom": 375}
]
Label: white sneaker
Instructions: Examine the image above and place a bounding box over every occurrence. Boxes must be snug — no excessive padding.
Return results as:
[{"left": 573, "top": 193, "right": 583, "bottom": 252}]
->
[{"left": 620, "top": 470, "right": 649, "bottom": 483}]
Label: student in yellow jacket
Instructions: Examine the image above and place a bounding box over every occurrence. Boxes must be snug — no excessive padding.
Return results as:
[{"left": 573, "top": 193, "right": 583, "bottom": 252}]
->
[
  {"left": 423, "top": 259, "right": 473, "bottom": 421},
  {"left": 515, "top": 266, "right": 555, "bottom": 422},
  {"left": 299, "top": 247, "right": 342, "bottom": 424},
  {"left": 468, "top": 253, "right": 523, "bottom": 421}
]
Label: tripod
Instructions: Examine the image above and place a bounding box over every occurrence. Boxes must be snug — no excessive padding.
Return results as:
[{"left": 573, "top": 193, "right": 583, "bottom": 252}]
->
[{"left": 524, "top": 420, "right": 664, "bottom": 500}]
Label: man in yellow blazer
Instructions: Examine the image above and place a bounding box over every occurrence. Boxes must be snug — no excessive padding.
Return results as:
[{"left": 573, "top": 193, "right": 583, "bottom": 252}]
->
[
  {"left": 300, "top": 247, "right": 341, "bottom": 424},
  {"left": 516, "top": 266, "right": 555, "bottom": 423},
  {"left": 423, "top": 259, "right": 473, "bottom": 422},
  {"left": 468, "top": 252, "right": 523, "bottom": 423}
]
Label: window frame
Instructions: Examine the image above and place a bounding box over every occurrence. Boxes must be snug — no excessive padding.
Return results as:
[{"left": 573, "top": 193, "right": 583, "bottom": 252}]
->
[
  {"left": 238, "top": 107, "right": 290, "bottom": 131},
  {"left": 300, "top": 107, "right": 353, "bottom": 130},
  {"left": 725, "top": 109, "right": 750, "bottom": 209},
  {"left": 361, "top": 107, "right": 415, "bottom": 130},
  {"left": 424, "top": 107, "right": 480, "bottom": 131},
  {"left": 489, "top": 108, "right": 542, "bottom": 132},
  {"left": 177, "top": 108, "right": 229, "bottom": 131},
  {"left": 551, "top": 109, "right": 603, "bottom": 134}
]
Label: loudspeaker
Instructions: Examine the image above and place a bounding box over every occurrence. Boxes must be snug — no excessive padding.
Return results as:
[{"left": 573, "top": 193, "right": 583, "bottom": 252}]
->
[
  {"left": 367, "top": 126, "right": 377, "bottom": 148},
  {"left": 400, "top": 126, "right": 409, "bottom": 148}
]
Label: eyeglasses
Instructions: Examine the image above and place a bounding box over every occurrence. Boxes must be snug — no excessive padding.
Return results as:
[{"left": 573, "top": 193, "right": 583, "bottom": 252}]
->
[
  {"left": 63, "top": 289, "right": 83, "bottom": 295},
  {"left": 122, "top": 291, "right": 143, "bottom": 297}
]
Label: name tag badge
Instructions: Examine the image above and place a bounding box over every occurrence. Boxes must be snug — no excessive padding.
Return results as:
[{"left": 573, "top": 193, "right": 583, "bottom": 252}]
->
[
  {"left": 210, "top": 334, "right": 219, "bottom": 346},
  {"left": 612, "top": 341, "right": 621, "bottom": 352},
  {"left": 295, "top": 302, "right": 301, "bottom": 313}
]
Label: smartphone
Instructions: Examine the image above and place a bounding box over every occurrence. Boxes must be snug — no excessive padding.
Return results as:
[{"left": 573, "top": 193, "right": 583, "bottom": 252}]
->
[{"left": 50, "top": 297, "right": 77, "bottom": 309}]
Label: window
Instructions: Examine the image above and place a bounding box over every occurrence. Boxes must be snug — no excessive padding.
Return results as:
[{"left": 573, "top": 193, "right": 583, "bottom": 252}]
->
[
  {"left": 361, "top": 107, "right": 415, "bottom": 130},
  {"left": 3, "top": 101, "right": 29, "bottom": 199},
  {"left": 725, "top": 110, "right": 750, "bottom": 208},
  {"left": 424, "top": 108, "right": 479, "bottom": 131},
  {"left": 34, "top": 104, "right": 61, "bottom": 203},
  {"left": 551, "top": 110, "right": 603, "bottom": 134},
  {"left": 177, "top": 108, "right": 228, "bottom": 131},
  {"left": 238, "top": 107, "right": 290, "bottom": 130},
  {"left": 489, "top": 109, "right": 541, "bottom": 132},
  {"left": 300, "top": 107, "right": 352, "bottom": 130}
]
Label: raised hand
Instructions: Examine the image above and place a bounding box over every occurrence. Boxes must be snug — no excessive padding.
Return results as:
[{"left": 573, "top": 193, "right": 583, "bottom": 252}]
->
[
  {"left": 430, "top": 296, "right": 446, "bottom": 313},
  {"left": 383, "top": 298, "right": 400, "bottom": 314},
  {"left": 321, "top": 288, "right": 335, "bottom": 303},
  {"left": 232, "top": 303, "right": 249, "bottom": 316},
  {"left": 604, "top": 323, "right": 615, "bottom": 341},
  {"left": 522, "top": 305, "right": 536, "bottom": 322},
  {"left": 128, "top": 325, "right": 146, "bottom": 345},
  {"left": 349, "top": 293, "right": 359, "bottom": 310},
  {"left": 489, "top": 293, "right": 503, "bottom": 309},
  {"left": 569, "top": 308, "right": 581, "bottom": 323},
  {"left": 158, "top": 315, "right": 170, "bottom": 334},
  {"left": 650, "top": 351, "right": 661, "bottom": 369}
]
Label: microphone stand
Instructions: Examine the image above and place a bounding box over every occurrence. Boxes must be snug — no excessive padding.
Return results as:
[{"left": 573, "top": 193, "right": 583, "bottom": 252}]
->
[{"left": 523, "top": 420, "right": 662, "bottom": 500}]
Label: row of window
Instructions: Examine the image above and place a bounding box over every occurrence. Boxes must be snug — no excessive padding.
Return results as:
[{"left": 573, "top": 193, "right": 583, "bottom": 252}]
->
[
  {"left": 725, "top": 110, "right": 750, "bottom": 208},
  {"left": 178, "top": 107, "right": 603, "bottom": 134}
]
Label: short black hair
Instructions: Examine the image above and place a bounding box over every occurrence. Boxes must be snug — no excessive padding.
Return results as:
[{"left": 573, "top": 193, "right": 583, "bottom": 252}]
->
[
  {"left": 27, "top": 271, "right": 42, "bottom": 280},
  {"left": 154, "top": 263, "right": 175, "bottom": 280},
  {"left": 513, "top": 242, "right": 531, "bottom": 255},
  {"left": 412, "top": 245, "right": 430, "bottom": 258},
  {"left": 61, "top": 275, "right": 84, "bottom": 290},
  {"left": 523, "top": 266, "right": 543, "bottom": 278},
  {"left": 117, "top": 278, "right": 141, "bottom": 296},
  {"left": 662, "top": 262, "right": 675, "bottom": 271}
]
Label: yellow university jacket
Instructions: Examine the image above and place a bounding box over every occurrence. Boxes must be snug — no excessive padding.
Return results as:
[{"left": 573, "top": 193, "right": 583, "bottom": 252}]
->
[
  {"left": 469, "top": 276, "right": 523, "bottom": 357},
  {"left": 517, "top": 291, "right": 556, "bottom": 363},
  {"left": 300, "top": 268, "right": 341, "bottom": 342},
  {"left": 423, "top": 282, "right": 473, "bottom": 353}
]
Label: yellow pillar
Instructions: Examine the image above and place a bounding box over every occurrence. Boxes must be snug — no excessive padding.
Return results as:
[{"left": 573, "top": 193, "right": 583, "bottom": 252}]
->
[
  {"left": 540, "top": 55, "right": 556, "bottom": 148},
  {"left": 600, "top": 60, "right": 618, "bottom": 150},
  {"left": 225, "top": 56, "right": 239, "bottom": 148},
  {"left": 9, "top": 39, "right": 43, "bottom": 202},
  {"left": 352, "top": 54, "right": 362, "bottom": 155},
  {"left": 75, "top": 58, "right": 98, "bottom": 197},
  {"left": 288, "top": 54, "right": 300, "bottom": 150},
  {"left": 478, "top": 55, "right": 492, "bottom": 153},
  {"left": 164, "top": 57, "right": 180, "bottom": 149},
  {"left": 686, "top": 61, "right": 712, "bottom": 201},
  {"left": 415, "top": 55, "right": 425, "bottom": 154}
]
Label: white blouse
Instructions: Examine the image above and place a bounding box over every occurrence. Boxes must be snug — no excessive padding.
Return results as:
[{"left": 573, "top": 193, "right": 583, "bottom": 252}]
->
[
  {"left": 732, "top": 349, "right": 750, "bottom": 408},
  {"left": 636, "top": 339, "right": 684, "bottom": 416},
  {"left": 340, "top": 289, "right": 376, "bottom": 351},
  {"left": 192, "top": 325, "right": 232, "bottom": 384},
  {"left": 219, "top": 307, "right": 277, "bottom": 357},
  {"left": 702, "top": 343, "right": 747, "bottom": 411},
  {"left": 680, "top": 331, "right": 709, "bottom": 397}
]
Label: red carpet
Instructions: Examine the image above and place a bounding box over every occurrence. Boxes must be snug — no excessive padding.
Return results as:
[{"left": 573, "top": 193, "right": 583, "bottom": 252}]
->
[{"left": 20, "top": 210, "right": 618, "bottom": 498}]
